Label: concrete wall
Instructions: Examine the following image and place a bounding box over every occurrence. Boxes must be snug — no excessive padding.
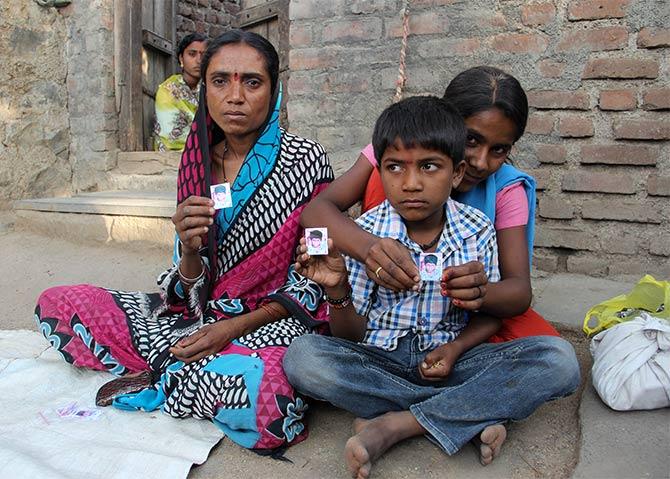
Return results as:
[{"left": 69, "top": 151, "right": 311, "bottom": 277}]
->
[
  {"left": 286, "top": 0, "right": 670, "bottom": 278},
  {"left": 0, "top": 1, "right": 72, "bottom": 205}
]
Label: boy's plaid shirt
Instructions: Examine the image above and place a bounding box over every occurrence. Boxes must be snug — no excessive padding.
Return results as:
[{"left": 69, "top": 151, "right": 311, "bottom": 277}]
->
[{"left": 346, "top": 199, "right": 500, "bottom": 352}]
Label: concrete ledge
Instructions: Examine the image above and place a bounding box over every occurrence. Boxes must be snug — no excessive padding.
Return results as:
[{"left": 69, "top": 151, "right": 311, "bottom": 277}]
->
[
  {"left": 14, "top": 209, "right": 174, "bottom": 247},
  {"left": 14, "top": 192, "right": 175, "bottom": 218},
  {"left": 107, "top": 173, "right": 177, "bottom": 192}
]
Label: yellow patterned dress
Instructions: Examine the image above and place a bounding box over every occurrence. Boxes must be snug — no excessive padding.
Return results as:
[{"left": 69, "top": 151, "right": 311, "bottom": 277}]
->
[{"left": 153, "top": 74, "right": 199, "bottom": 151}]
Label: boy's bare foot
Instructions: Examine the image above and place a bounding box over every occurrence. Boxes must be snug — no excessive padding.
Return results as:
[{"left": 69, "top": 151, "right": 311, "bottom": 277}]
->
[
  {"left": 345, "top": 411, "right": 425, "bottom": 479},
  {"left": 352, "top": 417, "right": 370, "bottom": 434},
  {"left": 474, "top": 424, "right": 507, "bottom": 466}
]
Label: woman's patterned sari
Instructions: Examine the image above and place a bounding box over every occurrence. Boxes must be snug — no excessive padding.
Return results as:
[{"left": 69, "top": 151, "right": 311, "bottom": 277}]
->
[{"left": 35, "top": 85, "right": 334, "bottom": 451}]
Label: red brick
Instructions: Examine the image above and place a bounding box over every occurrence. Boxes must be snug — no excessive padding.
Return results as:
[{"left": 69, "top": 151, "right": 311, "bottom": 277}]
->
[
  {"left": 492, "top": 33, "right": 548, "bottom": 53},
  {"left": 583, "top": 58, "right": 659, "bottom": 79},
  {"left": 538, "top": 60, "right": 566, "bottom": 78},
  {"left": 323, "top": 18, "right": 382, "bottom": 43},
  {"left": 289, "top": 23, "right": 313, "bottom": 47},
  {"left": 647, "top": 176, "right": 670, "bottom": 196},
  {"left": 562, "top": 171, "right": 637, "bottom": 193},
  {"left": 521, "top": 3, "right": 556, "bottom": 26},
  {"left": 566, "top": 256, "right": 609, "bottom": 276},
  {"left": 568, "top": 0, "right": 630, "bottom": 20},
  {"left": 386, "top": 11, "right": 449, "bottom": 37},
  {"left": 642, "top": 89, "right": 670, "bottom": 110},
  {"left": 582, "top": 199, "right": 661, "bottom": 223},
  {"left": 649, "top": 235, "right": 670, "bottom": 256},
  {"left": 289, "top": 48, "right": 336, "bottom": 71},
  {"left": 528, "top": 168, "right": 551, "bottom": 190},
  {"left": 637, "top": 28, "right": 670, "bottom": 49},
  {"left": 536, "top": 144, "right": 567, "bottom": 164},
  {"left": 535, "top": 226, "right": 597, "bottom": 251},
  {"left": 557, "top": 26, "right": 628, "bottom": 52},
  {"left": 613, "top": 120, "right": 670, "bottom": 140},
  {"left": 599, "top": 90, "right": 637, "bottom": 111},
  {"left": 528, "top": 90, "right": 590, "bottom": 110},
  {"left": 526, "top": 113, "right": 555, "bottom": 134},
  {"left": 580, "top": 145, "right": 657, "bottom": 166},
  {"left": 539, "top": 197, "right": 575, "bottom": 219},
  {"left": 533, "top": 253, "right": 560, "bottom": 272},
  {"left": 558, "top": 116, "right": 594, "bottom": 137}
]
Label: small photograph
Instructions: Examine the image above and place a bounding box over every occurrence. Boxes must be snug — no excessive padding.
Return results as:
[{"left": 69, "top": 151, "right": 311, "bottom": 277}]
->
[
  {"left": 211, "top": 182, "right": 232, "bottom": 209},
  {"left": 419, "top": 252, "right": 443, "bottom": 282},
  {"left": 305, "top": 227, "right": 329, "bottom": 255}
]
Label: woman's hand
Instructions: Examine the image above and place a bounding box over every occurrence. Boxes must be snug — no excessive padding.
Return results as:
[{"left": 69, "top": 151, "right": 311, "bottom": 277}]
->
[
  {"left": 364, "top": 238, "right": 420, "bottom": 292},
  {"left": 294, "top": 238, "right": 348, "bottom": 288},
  {"left": 441, "top": 261, "right": 488, "bottom": 311},
  {"left": 172, "top": 196, "right": 215, "bottom": 255},
  {"left": 170, "top": 320, "right": 240, "bottom": 364},
  {"left": 419, "top": 342, "right": 464, "bottom": 381}
]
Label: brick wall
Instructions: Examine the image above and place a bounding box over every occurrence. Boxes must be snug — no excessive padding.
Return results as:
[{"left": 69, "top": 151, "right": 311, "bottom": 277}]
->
[
  {"left": 287, "top": 0, "right": 669, "bottom": 278},
  {"left": 177, "top": 0, "right": 240, "bottom": 39}
]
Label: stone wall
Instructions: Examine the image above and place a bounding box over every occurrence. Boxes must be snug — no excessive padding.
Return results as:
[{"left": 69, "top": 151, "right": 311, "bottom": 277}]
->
[
  {"left": 60, "top": 0, "right": 118, "bottom": 192},
  {"left": 287, "top": 0, "right": 670, "bottom": 278},
  {"left": 177, "top": 0, "right": 240, "bottom": 39},
  {"left": 0, "top": 1, "right": 72, "bottom": 205}
]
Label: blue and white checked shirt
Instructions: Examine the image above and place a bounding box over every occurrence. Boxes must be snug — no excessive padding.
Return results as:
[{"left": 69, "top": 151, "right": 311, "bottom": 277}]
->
[{"left": 346, "top": 198, "right": 500, "bottom": 351}]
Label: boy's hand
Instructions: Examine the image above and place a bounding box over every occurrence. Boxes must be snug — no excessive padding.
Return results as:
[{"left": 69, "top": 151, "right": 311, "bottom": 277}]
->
[
  {"left": 295, "top": 238, "right": 348, "bottom": 288},
  {"left": 441, "top": 261, "right": 488, "bottom": 311},
  {"left": 419, "top": 342, "right": 464, "bottom": 381}
]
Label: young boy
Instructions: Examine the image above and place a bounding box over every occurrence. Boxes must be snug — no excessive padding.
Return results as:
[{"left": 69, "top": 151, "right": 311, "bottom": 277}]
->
[{"left": 283, "top": 97, "right": 579, "bottom": 478}]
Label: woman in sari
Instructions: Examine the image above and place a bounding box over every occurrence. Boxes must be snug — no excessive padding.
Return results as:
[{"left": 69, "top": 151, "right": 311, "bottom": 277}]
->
[{"left": 35, "top": 30, "right": 333, "bottom": 452}]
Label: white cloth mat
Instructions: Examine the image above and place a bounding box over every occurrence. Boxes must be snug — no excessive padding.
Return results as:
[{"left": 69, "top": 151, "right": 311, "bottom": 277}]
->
[{"left": 0, "top": 330, "right": 224, "bottom": 479}]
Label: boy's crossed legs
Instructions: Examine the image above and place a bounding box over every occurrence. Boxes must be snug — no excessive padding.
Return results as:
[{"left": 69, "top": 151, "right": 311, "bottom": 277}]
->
[{"left": 283, "top": 334, "right": 579, "bottom": 478}]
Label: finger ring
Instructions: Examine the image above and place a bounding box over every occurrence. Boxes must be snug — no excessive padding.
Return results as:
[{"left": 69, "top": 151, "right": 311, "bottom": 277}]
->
[
  {"left": 374, "top": 266, "right": 383, "bottom": 279},
  {"left": 477, "top": 285, "right": 483, "bottom": 298}
]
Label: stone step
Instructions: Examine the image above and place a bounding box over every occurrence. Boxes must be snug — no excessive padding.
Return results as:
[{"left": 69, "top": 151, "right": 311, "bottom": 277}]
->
[
  {"left": 13, "top": 191, "right": 175, "bottom": 247},
  {"left": 116, "top": 151, "right": 181, "bottom": 174},
  {"left": 106, "top": 172, "right": 177, "bottom": 192}
]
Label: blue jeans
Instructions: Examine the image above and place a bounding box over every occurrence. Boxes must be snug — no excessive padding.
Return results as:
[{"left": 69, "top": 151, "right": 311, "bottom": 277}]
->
[{"left": 283, "top": 333, "right": 580, "bottom": 454}]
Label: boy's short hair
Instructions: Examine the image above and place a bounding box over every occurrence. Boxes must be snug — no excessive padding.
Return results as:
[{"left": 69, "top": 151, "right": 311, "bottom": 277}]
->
[
  {"left": 423, "top": 254, "right": 438, "bottom": 265},
  {"left": 308, "top": 230, "right": 323, "bottom": 239},
  {"left": 372, "top": 96, "right": 466, "bottom": 166}
]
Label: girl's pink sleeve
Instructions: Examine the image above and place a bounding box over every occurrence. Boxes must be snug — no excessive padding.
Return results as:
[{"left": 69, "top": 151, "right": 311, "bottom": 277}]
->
[
  {"left": 361, "top": 143, "right": 378, "bottom": 167},
  {"left": 495, "top": 182, "right": 529, "bottom": 230}
]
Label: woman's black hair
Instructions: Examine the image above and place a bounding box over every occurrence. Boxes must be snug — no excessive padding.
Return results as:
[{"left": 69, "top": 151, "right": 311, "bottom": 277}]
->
[
  {"left": 372, "top": 96, "right": 466, "bottom": 165},
  {"left": 177, "top": 33, "right": 207, "bottom": 58},
  {"left": 443, "top": 66, "right": 528, "bottom": 142},
  {"left": 200, "top": 29, "right": 280, "bottom": 95}
]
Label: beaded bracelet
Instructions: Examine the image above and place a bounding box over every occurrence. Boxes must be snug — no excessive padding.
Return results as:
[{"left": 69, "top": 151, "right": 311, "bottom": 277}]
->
[{"left": 325, "top": 287, "right": 352, "bottom": 310}]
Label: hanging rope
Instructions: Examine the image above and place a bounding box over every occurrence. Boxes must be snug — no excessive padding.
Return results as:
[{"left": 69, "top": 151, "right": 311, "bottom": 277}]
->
[{"left": 393, "top": 0, "right": 411, "bottom": 103}]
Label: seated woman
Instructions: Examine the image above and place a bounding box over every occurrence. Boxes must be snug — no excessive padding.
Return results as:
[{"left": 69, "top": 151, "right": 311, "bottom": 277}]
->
[
  {"left": 36, "top": 30, "right": 333, "bottom": 452},
  {"left": 154, "top": 32, "right": 207, "bottom": 151},
  {"left": 300, "top": 66, "right": 562, "bottom": 463}
]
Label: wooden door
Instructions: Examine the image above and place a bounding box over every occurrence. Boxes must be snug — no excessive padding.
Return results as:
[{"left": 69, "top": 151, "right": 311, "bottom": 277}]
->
[{"left": 115, "top": 0, "right": 176, "bottom": 151}]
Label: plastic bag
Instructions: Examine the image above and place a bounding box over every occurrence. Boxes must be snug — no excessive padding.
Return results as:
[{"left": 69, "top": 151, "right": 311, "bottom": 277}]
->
[
  {"left": 583, "top": 275, "right": 669, "bottom": 336},
  {"left": 590, "top": 313, "right": 670, "bottom": 411}
]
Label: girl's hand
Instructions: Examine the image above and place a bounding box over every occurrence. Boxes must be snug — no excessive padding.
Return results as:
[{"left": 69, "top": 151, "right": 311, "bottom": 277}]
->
[
  {"left": 441, "top": 261, "right": 488, "bottom": 311},
  {"left": 170, "top": 320, "right": 240, "bottom": 364},
  {"left": 172, "top": 196, "right": 215, "bottom": 255},
  {"left": 295, "top": 238, "right": 348, "bottom": 288},
  {"left": 364, "top": 238, "right": 420, "bottom": 292}
]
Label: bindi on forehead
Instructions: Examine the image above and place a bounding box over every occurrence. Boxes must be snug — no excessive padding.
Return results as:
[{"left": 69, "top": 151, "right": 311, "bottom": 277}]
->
[{"left": 233, "top": 72, "right": 239, "bottom": 81}]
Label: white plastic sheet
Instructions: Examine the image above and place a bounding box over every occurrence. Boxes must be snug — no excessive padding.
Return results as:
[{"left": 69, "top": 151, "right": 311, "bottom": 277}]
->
[
  {"left": 0, "top": 330, "right": 224, "bottom": 479},
  {"left": 590, "top": 313, "right": 670, "bottom": 411}
]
